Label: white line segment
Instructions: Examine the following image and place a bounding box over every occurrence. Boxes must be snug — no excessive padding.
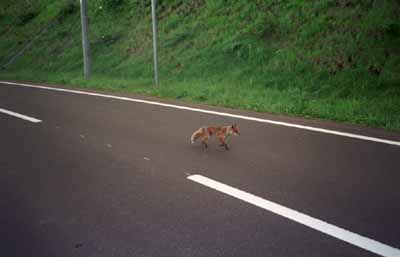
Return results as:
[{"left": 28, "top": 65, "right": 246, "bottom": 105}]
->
[
  {"left": 0, "top": 108, "right": 42, "bottom": 123},
  {"left": 187, "top": 174, "right": 400, "bottom": 257},
  {"left": 1, "top": 80, "right": 399, "bottom": 146}
]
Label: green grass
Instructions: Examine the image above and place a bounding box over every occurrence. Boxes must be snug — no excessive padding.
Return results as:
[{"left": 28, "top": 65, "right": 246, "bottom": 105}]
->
[{"left": 1, "top": 0, "right": 399, "bottom": 131}]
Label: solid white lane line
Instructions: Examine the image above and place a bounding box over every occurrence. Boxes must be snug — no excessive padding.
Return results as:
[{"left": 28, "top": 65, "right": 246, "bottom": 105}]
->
[
  {"left": 187, "top": 174, "right": 400, "bottom": 257},
  {"left": 1, "top": 80, "right": 399, "bottom": 146},
  {"left": 0, "top": 108, "right": 42, "bottom": 123}
]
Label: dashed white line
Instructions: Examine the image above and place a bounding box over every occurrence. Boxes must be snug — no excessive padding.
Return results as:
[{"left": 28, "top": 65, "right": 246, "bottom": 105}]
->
[
  {"left": 1, "top": 80, "right": 399, "bottom": 146},
  {"left": 187, "top": 174, "right": 400, "bottom": 257},
  {"left": 0, "top": 108, "right": 42, "bottom": 123}
]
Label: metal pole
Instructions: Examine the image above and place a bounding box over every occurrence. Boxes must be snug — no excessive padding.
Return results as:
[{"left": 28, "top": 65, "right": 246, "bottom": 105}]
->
[
  {"left": 151, "top": 0, "right": 159, "bottom": 86},
  {"left": 80, "top": 0, "right": 91, "bottom": 79}
]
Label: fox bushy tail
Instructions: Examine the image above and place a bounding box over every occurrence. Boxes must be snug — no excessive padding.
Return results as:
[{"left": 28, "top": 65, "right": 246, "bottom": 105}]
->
[{"left": 191, "top": 127, "right": 205, "bottom": 144}]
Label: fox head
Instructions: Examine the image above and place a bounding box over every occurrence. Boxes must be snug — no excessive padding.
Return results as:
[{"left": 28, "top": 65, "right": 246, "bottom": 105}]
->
[{"left": 230, "top": 124, "right": 239, "bottom": 135}]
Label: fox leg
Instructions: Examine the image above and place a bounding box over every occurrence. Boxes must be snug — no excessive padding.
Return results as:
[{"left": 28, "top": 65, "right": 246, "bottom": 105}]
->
[
  {"left": 218, "top": 137, "right": 229, "bottom": 150},
  {"left": 224, "top": 144, "right": 229, "bottom": 150},
  {"left": 202, "top": 135, "right": 209, "bottom": 148}
]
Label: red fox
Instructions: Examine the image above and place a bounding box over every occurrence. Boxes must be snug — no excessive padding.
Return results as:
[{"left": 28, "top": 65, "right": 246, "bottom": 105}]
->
[{"left": 191, "top": 124, "right": 239, "bottom": 150}]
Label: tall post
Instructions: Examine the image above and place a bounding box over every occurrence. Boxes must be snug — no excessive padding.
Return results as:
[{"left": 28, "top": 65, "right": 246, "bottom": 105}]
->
[
  {"left": 151, "top": 0, "right": 159, "bottom": 86},
  {"left": 80, "top": 0, "right": 91, "bottom": 79}
]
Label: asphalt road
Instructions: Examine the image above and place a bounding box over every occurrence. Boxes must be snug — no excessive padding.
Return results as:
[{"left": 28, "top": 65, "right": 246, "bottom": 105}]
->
[{"left": 1, "top": 81, "right": 400, "bottom": 257}]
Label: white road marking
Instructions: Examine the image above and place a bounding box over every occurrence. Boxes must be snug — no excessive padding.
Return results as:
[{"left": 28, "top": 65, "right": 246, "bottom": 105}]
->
[
  {"left": 187, "top": 174, "right": 400, "bottom": 257},
  {"left": 0, "top": 108, "right": 42, "bottom": 123},
  {"left": 1, "top": 80, "right": 399, "bottom": 146}
]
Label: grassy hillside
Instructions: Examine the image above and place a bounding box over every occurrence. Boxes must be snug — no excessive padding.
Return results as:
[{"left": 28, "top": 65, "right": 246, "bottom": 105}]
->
[{"left": 1, "top": 0, "right": 399, "bottom": 130}]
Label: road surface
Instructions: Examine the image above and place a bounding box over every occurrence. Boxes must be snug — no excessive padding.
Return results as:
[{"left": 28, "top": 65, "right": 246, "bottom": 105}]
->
[{"left": 1, "top": 81, "right": 399, "bottom": 257}]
